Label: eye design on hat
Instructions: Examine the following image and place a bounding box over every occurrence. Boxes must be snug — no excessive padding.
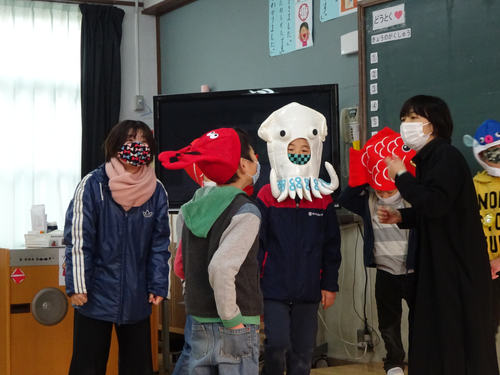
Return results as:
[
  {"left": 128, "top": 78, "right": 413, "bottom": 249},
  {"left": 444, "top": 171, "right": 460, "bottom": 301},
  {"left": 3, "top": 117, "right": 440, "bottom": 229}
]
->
[{"left": 206, "top": 131, "right": 219, "bottom": 139}]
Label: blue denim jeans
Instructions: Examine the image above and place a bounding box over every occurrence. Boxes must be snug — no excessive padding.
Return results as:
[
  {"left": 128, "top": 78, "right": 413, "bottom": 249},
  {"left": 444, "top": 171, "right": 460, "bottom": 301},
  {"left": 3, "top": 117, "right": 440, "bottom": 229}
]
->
[
  {"left": 189, "top": 321, "right": 260, "bottom": 375},
  {"left": 172, "top": 314, "right": 193, "bottom": 375}
]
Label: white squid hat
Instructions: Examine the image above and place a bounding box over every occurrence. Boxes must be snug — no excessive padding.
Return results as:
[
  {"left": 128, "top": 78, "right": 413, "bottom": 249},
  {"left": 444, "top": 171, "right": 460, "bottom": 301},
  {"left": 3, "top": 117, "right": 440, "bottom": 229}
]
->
[{"left": 258, "top": 102, "right": 339, "bottom": 202}]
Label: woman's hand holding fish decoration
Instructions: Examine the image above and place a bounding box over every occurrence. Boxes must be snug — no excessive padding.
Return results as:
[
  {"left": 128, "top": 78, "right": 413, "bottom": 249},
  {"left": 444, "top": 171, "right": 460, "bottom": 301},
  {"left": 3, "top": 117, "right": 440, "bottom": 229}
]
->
[{"left": 384, "top": 156, "right": 407, "bottom": 180}]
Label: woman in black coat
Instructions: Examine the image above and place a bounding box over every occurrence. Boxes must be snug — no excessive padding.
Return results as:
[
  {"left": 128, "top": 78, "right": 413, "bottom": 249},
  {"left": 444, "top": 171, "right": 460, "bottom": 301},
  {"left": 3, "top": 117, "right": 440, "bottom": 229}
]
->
[{"left": 378, "top": 95, "right": 499, "bottom": 375}]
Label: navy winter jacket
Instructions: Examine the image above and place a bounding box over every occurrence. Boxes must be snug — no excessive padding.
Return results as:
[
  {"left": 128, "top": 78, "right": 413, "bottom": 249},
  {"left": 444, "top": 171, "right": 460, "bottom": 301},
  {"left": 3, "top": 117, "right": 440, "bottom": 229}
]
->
[
  {"left": 64, "top": 164, "right": 171, "bottom": 324},
  {"left": 256, "top": 184, "right": 341, "bottom": 303},
  {"left": 337, "top": 184, "right": 416, "bottom": 270}
]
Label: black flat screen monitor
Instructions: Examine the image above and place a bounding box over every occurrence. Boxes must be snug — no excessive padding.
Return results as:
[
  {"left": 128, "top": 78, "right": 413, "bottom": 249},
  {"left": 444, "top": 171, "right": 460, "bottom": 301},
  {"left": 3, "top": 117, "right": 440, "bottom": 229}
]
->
[{"left": 153, "top": 84, "right": 340, "bottom": 209}]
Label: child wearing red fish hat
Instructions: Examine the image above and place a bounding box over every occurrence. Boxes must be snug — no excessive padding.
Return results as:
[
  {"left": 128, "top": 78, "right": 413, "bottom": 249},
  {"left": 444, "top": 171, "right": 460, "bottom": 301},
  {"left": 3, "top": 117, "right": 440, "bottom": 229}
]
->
[
  {"left": 338, "top": 127, "right": 417, "bottom": 375},
  {"left": 159, "top": 128, "right": 263, "bottom": 375},
  {"left": 170, "top": 149, "right": 254, "bottom": 375},
  {"left": 379, "top": 95, "right": 498, "bottom": 375}
]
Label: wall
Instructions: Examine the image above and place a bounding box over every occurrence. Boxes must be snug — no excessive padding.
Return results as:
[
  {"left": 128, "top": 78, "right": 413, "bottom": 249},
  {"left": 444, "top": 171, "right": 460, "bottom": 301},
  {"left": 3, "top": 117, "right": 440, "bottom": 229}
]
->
[
  {"left": 157, "top": 0, "right": 398, "bottom": 364},
  {"left": 117, "top": 4, "right": 158, "bottom": 129},
  {"left": 158, "top": 0, "right": 358, "bottom": 110}
]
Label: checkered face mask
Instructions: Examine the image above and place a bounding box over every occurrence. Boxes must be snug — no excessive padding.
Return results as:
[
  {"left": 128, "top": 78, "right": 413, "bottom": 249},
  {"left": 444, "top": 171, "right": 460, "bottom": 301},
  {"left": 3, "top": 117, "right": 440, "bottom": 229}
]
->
[
  {"left": 483, "top": 147, "right": 500, "bottom": 164},
  {"left": 118, "top": 142, "right": 151, "bottom": 166},
  {"left": 288, "top": 153, "right": 311, "bottom": 165}
]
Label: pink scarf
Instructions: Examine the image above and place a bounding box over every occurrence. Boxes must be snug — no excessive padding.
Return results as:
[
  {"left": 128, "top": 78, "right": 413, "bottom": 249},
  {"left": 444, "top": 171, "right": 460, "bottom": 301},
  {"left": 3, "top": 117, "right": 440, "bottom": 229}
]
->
[{"left": 105, "top": 158, "right": 157, "bottom": 211}]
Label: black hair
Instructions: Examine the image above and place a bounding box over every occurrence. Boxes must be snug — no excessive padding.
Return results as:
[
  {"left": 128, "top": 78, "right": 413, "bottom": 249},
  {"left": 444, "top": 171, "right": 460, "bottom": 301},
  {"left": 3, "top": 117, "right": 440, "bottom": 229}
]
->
[
  {"left": 224, "top": 128, "right": 253, "bottom": 184},
  {"left": 399, "top": 95, "right": 453, "bottom": 139},
  {"left": 300, "top": 22, "right": 309, "bottom": 31},
  {"left": 104, "top": 120, "right": 156, "bottom": 164}
]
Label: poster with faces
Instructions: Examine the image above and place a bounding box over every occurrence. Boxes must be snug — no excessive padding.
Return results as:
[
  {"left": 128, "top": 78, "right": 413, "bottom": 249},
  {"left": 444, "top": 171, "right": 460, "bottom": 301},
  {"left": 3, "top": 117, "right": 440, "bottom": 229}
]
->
[
  {"left": 295, "top": 0, "right": 313, "bottom": 50},
  {"left": 269, "top": 0, "right": 313, "bottom": 56}
]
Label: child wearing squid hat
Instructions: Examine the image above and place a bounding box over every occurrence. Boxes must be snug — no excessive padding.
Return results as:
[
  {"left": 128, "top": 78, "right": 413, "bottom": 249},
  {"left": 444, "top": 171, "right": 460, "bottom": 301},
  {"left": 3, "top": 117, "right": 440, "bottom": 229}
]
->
[
  {"left": 158, "top": 127, "right": 263, "bottom": 375},
  {"left": 338, "top": 127, "right": 417, "bottom": 375},
  {"left": 256, "top": 102, "right": 341, "bottom": 375}
]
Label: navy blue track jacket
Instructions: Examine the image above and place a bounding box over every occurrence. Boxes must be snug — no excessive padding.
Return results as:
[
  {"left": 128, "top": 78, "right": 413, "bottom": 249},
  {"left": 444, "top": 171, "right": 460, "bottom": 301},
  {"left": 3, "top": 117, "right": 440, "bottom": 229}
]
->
[
  {"left": 256, "top": 184, "right": 341, "bottom": 303},
  {"left": 64, "top": 164, "right": 171, "bottom": 324}
]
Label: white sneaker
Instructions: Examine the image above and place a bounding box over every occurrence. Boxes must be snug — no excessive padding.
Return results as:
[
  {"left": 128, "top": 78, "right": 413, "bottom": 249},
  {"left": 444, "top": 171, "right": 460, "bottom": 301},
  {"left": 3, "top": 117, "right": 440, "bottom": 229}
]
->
[{"left": 387, "top": 367, "right": 404, "bottom": 375}]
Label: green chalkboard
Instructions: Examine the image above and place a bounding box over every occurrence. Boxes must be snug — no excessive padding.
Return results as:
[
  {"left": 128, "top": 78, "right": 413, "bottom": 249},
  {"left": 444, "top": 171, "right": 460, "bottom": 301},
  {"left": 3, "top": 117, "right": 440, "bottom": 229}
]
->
[{"left": 358, "top": 0, "right": 500, "bottom": 174}]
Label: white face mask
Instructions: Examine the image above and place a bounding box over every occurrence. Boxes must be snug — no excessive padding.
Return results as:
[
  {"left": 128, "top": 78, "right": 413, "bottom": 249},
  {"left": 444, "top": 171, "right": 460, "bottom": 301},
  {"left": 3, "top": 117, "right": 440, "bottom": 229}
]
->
[
  {"left": 400, "top": 122, "right": 431, "bottom": 152},
  {"left": 376, "top": 191, "right": 402, "bottom": 205},
  {"left": 203, "top": 180, "right": 216, "bottom": 187}
]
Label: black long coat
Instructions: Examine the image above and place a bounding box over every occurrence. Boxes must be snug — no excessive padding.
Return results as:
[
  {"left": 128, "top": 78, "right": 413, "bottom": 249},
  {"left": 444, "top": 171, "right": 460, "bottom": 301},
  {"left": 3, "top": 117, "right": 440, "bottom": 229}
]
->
[{"left": 395, "top": 138, "right": 498, "bottom": 375}]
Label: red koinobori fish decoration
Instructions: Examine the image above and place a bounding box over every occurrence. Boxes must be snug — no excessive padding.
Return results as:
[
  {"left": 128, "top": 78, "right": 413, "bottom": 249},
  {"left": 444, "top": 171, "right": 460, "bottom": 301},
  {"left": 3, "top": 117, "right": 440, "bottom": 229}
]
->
[{"left": 349, "top": 127, "right": 416, "bottom": 190}]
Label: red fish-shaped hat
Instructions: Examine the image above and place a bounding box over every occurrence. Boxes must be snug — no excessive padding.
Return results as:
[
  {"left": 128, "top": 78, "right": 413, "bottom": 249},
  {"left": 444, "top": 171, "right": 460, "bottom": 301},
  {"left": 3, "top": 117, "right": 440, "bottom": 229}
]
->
[
  {"left": 159, "top": 128, "right": 241, "bottom": 185},
  {"left": 180, "top": 137, "right": 254, "bottom": 195},
  {"left": 349, "top": 127, "right": 416, "bottom": 191}
]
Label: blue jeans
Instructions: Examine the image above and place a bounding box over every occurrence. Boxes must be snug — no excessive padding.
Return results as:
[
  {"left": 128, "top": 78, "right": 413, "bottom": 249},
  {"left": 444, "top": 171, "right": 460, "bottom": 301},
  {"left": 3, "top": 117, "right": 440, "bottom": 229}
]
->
[
  {"left": 189, "top": 321, "right": 260, "bottom": 375},
  {"left": 172, "top": 314, "right": 193, "bottom": 375}
]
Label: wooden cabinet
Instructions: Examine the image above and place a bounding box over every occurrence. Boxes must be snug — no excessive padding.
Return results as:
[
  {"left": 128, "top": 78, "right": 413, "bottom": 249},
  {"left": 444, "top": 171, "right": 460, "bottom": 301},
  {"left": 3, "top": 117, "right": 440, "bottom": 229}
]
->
[{"left": 0, "top": 247, "right": 159, "bottom": 374}]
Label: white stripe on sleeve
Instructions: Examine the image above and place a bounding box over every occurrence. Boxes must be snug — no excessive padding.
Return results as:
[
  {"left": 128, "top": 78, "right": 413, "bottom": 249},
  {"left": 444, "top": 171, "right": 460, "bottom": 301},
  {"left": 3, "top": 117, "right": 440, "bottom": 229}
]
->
[{"left": 71, "top": 174, "right": 92, "bottom": 294}]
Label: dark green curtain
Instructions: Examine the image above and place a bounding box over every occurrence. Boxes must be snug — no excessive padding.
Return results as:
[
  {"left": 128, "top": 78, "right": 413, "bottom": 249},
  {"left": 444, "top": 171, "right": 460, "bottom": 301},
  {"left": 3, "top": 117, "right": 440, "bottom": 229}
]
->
[{"left": 80, "top": 3, "right": 124, "bottom": 178}]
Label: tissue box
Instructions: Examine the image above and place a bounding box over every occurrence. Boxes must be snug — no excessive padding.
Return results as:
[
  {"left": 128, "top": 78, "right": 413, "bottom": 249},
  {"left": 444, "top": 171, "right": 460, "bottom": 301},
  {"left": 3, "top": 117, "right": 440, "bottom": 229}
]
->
[
  {"left": 24, "top": 231, "right": 64, "bottom": 248},
  {"left": 24, "top": 233, "right": 50, "bottom": 248}
]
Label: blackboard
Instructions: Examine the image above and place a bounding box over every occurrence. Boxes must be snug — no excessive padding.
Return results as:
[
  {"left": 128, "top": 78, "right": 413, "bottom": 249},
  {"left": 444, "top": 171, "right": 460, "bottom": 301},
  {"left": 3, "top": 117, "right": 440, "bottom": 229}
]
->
[{"left": 358, "top": 0, "right": 500, "bottom": 174}]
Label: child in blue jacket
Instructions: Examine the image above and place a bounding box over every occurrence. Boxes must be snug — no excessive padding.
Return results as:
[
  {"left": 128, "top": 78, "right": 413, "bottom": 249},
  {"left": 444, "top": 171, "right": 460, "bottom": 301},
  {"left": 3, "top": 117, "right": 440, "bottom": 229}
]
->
[
  {"left": 257, "top": 103, "right": 341, "bottom": 375},
  {"left": 64, "top": 120, "right": 170, "bottom": 375}
]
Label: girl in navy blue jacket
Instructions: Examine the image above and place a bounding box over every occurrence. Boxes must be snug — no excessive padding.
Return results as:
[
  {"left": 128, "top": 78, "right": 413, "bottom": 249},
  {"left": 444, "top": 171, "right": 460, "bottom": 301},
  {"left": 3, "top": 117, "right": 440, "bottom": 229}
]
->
[{"left": 64, "top": 120, "right": 170, "bottom": 375}]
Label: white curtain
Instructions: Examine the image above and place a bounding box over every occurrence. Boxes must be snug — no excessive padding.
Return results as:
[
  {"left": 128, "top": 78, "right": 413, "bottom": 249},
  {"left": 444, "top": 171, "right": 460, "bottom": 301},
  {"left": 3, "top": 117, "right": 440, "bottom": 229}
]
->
[{"left": 0, "top": 0, "right": 82, "bottom": 248}]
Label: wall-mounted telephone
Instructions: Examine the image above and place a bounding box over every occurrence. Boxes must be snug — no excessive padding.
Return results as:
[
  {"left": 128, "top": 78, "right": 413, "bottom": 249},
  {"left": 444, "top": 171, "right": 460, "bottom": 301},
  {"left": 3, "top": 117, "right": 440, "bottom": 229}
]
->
[
  {"left": 340, "top": 105, "right": 359, "bottom": 179},
  {"left": 340, "top": 105, "right": 360, "bottom": 150}
]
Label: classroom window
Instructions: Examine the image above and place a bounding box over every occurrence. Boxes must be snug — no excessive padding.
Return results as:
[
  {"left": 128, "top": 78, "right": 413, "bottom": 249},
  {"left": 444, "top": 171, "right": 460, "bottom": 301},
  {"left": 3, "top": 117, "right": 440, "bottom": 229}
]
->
[{"left": 0, "top": 0, "right": 82, "bottom": 248}]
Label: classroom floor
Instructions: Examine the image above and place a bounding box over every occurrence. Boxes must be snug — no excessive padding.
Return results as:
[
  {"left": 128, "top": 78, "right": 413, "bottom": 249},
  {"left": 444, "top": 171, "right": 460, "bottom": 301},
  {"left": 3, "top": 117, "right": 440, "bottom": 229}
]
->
[
  {"left": 159, "top": 353, "right": 407, "bottom": 375},
  {"left": 310, "top": 363, "right": 408, "bottom": 374}
]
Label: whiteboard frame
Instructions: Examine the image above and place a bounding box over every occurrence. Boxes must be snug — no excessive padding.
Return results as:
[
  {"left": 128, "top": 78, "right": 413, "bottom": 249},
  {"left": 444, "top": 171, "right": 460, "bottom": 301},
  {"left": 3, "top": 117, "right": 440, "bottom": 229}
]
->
[{"left": 358, "top": 0, "right": 394, "bottom": 146}]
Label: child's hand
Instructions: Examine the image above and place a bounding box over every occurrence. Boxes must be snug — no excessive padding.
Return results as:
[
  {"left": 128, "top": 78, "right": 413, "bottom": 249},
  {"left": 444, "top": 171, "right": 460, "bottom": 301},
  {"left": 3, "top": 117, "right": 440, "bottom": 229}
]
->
[
  {"left": 71, "top": 293, "right": 88, "bottom": 306},
  {"left": 229, "top": 323, "right": 245, "bottom": 330},
  {"left": 149, "top": 293, "right": 164, "bottom": 305},
  {"left": 490, "top": 258, "right": 500, "bottom": 279},
  {"left": 377, "top": 206, "right": 402, "bottom": 224},
  {"left": 321, "top": 290, "right": 336, "bottom": 309}
]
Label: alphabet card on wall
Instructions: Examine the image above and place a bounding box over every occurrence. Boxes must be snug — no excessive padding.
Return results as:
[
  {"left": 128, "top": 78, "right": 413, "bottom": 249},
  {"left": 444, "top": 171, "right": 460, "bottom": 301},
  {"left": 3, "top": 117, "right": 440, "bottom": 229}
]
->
[
  {"left": 320, "top": 0, "right": 357, "bottom": 23},
  {"left": 269, "top": 0, "right": 313, "bottom": 56}
]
